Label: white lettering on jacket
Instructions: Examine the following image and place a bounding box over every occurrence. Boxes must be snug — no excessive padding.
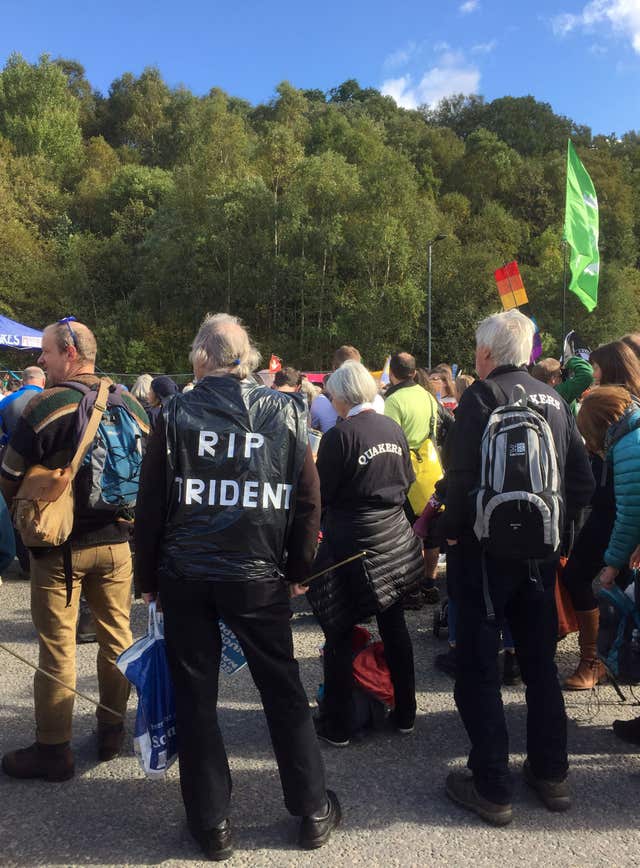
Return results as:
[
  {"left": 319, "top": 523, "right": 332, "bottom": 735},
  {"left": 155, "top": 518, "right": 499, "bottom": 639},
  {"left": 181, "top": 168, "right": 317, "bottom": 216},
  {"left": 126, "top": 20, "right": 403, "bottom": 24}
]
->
[
  {"left": 175, "top": 478, "right": 294, "bottom": 511},
  {"left": 358, "top": 442, "right": 403, "bottom": 466},
  {"left": 528, "top": 393, "right": 561, "bottom": 410}
]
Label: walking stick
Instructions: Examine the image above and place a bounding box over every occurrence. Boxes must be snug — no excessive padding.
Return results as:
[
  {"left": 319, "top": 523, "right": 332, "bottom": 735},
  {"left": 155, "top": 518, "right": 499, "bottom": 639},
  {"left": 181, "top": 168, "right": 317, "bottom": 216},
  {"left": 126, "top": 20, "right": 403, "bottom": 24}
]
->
[
  {"left": 298, "top": 550, "right": 368, "bottom": 588},
  {"left": 0, "top": 641, "right": 124, "bottom": 719}
]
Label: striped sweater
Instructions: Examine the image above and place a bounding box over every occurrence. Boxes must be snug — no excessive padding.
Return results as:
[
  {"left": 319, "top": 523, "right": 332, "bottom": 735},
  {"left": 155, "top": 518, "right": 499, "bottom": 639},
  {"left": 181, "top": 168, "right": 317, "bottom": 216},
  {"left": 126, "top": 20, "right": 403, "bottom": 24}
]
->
[{"left": 1, "top": 374, "right": 149, "bottom": 547}]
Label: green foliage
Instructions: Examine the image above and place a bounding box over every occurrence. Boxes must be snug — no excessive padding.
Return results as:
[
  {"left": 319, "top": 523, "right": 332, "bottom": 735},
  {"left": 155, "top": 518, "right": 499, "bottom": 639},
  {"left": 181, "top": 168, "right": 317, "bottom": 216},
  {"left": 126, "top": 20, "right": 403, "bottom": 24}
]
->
[{"left": 0, "top": 60, "right": 638, "bottom": 374}]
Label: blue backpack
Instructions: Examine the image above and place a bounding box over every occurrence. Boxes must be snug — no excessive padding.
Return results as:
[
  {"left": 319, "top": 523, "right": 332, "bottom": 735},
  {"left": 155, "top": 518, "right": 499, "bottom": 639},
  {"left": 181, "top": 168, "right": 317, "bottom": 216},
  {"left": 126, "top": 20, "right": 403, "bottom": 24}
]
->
[{"left": 64, "top": 380, "right": 144, "bottom": 520}]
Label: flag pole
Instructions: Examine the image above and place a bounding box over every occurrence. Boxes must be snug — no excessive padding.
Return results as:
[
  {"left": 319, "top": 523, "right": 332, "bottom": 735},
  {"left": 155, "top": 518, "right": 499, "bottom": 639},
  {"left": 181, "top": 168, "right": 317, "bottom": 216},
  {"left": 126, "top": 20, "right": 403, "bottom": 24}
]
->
[{"left": 561, "top": 239, "right": 568, "bottom": 349}]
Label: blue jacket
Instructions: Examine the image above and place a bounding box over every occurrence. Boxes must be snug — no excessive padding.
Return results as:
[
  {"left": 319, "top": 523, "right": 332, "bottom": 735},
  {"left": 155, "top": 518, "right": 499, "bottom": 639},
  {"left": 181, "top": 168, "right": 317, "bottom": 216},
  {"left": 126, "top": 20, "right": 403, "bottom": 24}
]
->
[{"left": 604, "top": 407, "right": 640, "bottom": 569}]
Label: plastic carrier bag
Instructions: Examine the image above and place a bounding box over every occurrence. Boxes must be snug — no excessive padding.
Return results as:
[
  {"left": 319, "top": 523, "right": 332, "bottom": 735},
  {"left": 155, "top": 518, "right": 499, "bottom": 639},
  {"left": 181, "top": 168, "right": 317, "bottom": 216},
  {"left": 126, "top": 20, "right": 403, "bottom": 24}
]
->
[{"left": 116, "top": 603, "right": 177, "bottom": 778}]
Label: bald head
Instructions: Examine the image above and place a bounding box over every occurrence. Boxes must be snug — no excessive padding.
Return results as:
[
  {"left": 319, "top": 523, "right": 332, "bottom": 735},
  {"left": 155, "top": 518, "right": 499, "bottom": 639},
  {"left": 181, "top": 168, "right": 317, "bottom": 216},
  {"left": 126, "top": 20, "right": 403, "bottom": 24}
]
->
[
  {"left": 38, "top": 320, "right": 97, "bottom": 385},
  {"left": 22, "top": 366, "right": 46, "bottom": 387},
  {"left": 189, "top": 313, "right": 261, "bottom": 380},
  {"left": 389, "top": 352, "right": 416, "bottom": 383}
]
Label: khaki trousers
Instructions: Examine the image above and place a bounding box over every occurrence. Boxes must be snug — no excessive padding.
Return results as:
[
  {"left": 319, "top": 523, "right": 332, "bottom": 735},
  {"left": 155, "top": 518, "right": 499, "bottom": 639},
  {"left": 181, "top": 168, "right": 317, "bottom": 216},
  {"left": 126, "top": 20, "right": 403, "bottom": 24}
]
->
[{"left": 30, "top": 543, "right": 133, "bottom": 744}]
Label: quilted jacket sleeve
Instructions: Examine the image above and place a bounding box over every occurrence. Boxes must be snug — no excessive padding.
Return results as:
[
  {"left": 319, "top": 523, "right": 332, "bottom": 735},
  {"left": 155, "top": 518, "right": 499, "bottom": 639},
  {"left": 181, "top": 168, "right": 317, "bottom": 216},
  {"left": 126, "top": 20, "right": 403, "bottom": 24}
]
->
[{"left": 604, "top": 431, "right": 640, "bottom": 568}]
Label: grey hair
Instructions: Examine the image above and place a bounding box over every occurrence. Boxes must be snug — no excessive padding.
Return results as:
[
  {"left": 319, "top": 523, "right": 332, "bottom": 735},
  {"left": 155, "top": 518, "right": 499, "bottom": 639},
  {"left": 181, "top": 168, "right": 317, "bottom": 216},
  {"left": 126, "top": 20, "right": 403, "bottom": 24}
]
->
[
  {"left": 131, "top": 374, "right": 153, "bottom": 403},
  {"left": 326, "top": 360, "right": 377, "bottom": 406},
  {"left": 189, "top": 313, "right": 261, "bottom": 379},
  {"left": 475, "top": 310, "right": 535, "bottom": 368}
]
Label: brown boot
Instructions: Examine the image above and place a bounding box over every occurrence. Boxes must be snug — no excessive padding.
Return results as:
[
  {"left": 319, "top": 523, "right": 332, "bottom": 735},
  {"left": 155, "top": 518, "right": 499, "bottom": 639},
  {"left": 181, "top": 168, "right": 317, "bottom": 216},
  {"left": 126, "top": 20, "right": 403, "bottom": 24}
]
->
[
  {"left": 564, "top": 609, "right": 608, "bottom": 690},
  {"left": 97, "top": 723, "right": 125, "bottom": 762},
  {"left": 1, "top": 742, "right": 74, "bottom": 781}
]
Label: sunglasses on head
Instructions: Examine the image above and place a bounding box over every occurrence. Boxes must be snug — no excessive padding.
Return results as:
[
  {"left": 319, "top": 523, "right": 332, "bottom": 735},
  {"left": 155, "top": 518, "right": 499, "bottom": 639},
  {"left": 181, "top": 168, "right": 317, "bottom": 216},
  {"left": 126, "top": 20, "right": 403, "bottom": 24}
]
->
[{"left": 58, "top": 316, "right": 79, "bottom": 350}]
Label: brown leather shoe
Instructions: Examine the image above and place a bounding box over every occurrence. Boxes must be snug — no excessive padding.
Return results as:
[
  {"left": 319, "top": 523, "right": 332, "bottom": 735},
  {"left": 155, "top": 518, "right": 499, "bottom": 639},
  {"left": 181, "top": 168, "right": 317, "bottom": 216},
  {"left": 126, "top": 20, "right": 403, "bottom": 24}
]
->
[
  {"left": 1, "top": 742, "right": 74, "bottom": 782},
  {"left": 97, "top": 723, "right": 125, "bottom": 762}
]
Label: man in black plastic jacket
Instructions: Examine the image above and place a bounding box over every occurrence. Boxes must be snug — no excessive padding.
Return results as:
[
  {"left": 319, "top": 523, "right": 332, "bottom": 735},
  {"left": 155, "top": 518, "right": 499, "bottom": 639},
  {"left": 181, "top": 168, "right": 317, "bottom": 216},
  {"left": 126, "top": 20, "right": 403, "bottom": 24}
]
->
[
  {"left": 442, "top": 310, "right": 594, "bottom": 827},
  {"left": 135, "top": 314, "right": 340, "bottom": 861}
]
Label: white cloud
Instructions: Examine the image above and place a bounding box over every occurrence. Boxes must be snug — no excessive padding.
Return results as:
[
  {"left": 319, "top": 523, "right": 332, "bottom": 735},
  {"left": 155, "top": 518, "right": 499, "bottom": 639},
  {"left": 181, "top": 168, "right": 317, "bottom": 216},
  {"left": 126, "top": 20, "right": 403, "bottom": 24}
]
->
[
  {"left": 381, "top": 49, "right": 480, "bottom": 109},
  {"left": 552, "top": 1, "right": 640, "bottom": 53},
  {"left": 471, "top": 39, "right": 497, "bottom": 54},
  {"left": 383, "top": 42, "right": 417, "bottom": 70},
  {"left": 460, "top": 0, "right": 480, "bottom": 13}
]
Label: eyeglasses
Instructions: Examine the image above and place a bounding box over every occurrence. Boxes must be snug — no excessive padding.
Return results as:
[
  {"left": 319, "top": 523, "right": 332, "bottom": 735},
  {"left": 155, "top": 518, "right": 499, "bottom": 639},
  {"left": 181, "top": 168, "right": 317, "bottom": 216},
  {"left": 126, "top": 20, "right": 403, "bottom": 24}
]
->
[{"left": 58, "top": 316, "right": 79, "bottom": 351}]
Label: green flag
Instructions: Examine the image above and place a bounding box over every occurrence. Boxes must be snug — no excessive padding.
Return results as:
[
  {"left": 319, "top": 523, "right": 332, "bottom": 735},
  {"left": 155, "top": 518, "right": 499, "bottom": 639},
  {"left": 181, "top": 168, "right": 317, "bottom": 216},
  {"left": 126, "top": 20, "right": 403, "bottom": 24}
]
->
[{"left": 564, "top": 140, "right": 599, "bottom": 311}]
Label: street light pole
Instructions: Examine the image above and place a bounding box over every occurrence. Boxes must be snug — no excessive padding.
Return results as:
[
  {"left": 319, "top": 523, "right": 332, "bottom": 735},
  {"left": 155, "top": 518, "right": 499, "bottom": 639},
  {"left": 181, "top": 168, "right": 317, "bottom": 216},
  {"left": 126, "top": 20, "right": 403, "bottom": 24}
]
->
[{"left": 427, "top": 233, "right": 447, "bottom": 370}]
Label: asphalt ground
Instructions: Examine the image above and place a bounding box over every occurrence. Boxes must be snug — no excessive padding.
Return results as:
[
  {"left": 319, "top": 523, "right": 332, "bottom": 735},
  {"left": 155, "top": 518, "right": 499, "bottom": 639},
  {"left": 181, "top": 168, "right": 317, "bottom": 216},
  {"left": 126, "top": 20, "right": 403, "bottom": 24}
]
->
[{"left": 1, "top": 561, "right": 639, "bottom": 868}]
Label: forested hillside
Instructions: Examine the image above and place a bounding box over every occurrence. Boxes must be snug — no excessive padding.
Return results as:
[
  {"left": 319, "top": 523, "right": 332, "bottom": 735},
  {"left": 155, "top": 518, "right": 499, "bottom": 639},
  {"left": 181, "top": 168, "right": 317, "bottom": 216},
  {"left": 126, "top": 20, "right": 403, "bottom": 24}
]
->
[{"left": 1, "top": 54, "right": 639, "bottom": 373}]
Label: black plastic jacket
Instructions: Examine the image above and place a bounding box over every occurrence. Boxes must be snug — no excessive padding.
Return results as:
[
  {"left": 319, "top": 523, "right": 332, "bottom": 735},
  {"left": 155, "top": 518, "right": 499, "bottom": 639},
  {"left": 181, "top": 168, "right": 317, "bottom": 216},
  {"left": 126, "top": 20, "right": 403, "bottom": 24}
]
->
[{"left": 158, "top": 376, "right": 308, "bottom": 581}]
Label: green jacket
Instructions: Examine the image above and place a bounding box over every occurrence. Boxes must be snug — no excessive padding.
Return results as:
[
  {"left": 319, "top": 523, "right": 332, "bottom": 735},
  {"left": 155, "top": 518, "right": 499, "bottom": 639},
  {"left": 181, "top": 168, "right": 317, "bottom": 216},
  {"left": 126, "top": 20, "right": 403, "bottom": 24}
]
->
[
  {"left": 384, "top": 380, "right": 438, "bottom": 450},
  {"left": 556, "top": 356, "right": 594, "bottom": 412}
]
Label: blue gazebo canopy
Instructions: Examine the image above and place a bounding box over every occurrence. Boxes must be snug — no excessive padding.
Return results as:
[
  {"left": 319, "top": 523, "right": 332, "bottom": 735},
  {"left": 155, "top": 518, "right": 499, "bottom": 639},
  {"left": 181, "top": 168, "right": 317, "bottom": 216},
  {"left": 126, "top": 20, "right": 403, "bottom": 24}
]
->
[{"left": 0, "top": 314, "right": 43, "bottom": 350}]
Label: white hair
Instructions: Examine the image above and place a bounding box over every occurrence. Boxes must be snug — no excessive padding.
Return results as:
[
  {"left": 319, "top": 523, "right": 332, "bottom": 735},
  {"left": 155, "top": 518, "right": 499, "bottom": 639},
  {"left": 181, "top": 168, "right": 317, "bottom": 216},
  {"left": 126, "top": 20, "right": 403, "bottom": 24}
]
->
[
  {"left": 131, "top": 374, "right": 153, "bottom": 403},
  {"left": 326, "top": 360, "right": 377, "bottom": 406},
  {"left": 189, "top": 313, "right": 261, "bottom": 380},
  {"left": 475, "top": 310, "right": 534, "bottom": 367}
]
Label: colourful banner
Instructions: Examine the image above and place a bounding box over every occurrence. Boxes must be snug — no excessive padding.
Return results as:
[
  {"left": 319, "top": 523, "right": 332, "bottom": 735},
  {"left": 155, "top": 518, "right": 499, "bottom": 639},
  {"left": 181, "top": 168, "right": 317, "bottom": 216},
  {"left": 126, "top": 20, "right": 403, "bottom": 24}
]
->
[{"left": 494, "top": 261, "right": 528, "bottom": 311}]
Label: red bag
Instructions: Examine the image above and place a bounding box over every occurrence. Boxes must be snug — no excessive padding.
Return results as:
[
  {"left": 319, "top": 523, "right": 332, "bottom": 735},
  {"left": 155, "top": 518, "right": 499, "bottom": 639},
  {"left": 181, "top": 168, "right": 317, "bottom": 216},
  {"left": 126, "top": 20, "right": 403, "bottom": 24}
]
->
[
  {"left": 555, "top": 556, "right": 579, "bottom": 639},
  {"left": 352, "top": 641, "right": 395, "bottom": 707}
]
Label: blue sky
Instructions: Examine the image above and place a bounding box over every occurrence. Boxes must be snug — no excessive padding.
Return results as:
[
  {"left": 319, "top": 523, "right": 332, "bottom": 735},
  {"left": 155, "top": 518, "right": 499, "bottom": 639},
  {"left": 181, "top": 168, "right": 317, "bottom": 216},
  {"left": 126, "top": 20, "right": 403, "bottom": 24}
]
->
[{"left": 2, "top": 0, "right": 640, "bottom": 135}]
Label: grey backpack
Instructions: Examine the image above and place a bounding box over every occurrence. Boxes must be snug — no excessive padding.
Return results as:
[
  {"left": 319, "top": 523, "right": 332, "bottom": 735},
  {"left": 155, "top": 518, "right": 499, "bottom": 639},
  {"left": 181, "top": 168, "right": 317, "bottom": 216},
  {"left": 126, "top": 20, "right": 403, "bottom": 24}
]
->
[{"left": 473, "top": 384, "right": 562, "bottom": 560}]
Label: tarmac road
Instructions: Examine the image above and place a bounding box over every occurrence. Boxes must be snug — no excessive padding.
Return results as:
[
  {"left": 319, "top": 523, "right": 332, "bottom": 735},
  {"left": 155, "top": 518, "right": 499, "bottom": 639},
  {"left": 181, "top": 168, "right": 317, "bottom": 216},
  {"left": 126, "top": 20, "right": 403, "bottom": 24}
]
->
[{"left": 1, "top": 561, "right": 639, "bottom": 868}]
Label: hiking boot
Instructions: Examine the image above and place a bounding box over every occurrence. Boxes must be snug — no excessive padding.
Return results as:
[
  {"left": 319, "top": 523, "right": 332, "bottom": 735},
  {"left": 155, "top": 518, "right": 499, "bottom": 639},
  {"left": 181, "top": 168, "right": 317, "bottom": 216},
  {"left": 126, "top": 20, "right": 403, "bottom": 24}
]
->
[
  {"left": 299, "top": 790, "right": 341, "bottom": 849},
  {"left": 434, "top": 647, "right": 457, "bottom": 679},
  {"left": 97, "top": 723, "right": 125, "bottom": 761},
  {"left": 313, "top": 717, "right": 350, "bottom": 748},
  {"left": 189, "top": 819, "right": 233, "bottom": 861},
  {"left": 502, "top": 651, "right": 522, "bottom": 686},
  {"left": 445, "top": 770, "right": 512, "bottom": 826},
  {"left": 612, "top": 715, "right": 640, "bottom": 745},
  {"left": 1, "top": 742, "right": 74, "bottom": 782},
  {"left": 77, "top": 603, "right": 97, "bottom": 644},
  {"left": 523, "top": 760, "right": 571, "bottom": 812}
]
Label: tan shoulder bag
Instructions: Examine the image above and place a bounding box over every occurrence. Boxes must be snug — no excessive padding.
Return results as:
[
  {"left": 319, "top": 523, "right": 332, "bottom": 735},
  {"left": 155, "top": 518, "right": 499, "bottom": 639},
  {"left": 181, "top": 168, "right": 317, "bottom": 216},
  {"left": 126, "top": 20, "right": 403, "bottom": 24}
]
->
[{"left": 12, "top": 379, "right": 110, "bottom": 547}]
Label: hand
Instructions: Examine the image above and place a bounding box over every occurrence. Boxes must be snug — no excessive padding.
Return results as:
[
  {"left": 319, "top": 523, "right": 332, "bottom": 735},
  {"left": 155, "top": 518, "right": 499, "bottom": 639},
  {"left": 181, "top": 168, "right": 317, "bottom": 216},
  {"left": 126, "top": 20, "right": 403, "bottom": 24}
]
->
[
  {"left": 446, "top": 539, "right": 458, "bottom": 547},
  {"left": 289, "top": 583, "right": 309, "bottom": 598},
  {"left": 630, "top": 546, "right": 640, "bottom": 570},
  {"left": 599, "top": 566, "right": 619, "bottom": 589}
]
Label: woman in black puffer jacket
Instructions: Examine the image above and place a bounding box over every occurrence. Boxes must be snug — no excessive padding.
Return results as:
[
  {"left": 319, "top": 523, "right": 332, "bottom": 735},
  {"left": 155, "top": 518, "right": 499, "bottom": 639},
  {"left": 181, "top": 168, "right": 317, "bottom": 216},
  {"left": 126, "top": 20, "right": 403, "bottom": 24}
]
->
[{"left": 311, "top": 361, "right": 424, "bottom": 747}]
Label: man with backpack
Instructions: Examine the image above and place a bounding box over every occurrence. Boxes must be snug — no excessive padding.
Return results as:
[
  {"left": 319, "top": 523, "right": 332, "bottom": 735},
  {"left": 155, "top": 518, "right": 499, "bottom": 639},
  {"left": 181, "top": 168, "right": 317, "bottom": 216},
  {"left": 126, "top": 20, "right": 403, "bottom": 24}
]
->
[
  {"left": 0, "top": 319, "right": 149, "bottom": 782},
  {"left": 442, "top": 310, "right": 594, "bottom": 825}
]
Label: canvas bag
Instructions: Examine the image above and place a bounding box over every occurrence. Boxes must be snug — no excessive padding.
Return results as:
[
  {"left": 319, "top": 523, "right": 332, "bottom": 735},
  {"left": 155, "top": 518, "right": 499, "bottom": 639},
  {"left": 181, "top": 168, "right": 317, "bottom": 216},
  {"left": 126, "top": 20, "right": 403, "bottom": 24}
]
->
[{"left": 12, "top": 379, "right": 109, "bottom": 548}]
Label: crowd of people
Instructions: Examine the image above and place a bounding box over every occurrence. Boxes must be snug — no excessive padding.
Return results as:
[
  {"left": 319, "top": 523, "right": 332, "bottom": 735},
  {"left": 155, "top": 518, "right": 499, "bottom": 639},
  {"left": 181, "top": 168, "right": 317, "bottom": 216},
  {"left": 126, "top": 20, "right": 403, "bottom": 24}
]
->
[{"left": 0, "top": 310, "right": 639, "bottom": 860}]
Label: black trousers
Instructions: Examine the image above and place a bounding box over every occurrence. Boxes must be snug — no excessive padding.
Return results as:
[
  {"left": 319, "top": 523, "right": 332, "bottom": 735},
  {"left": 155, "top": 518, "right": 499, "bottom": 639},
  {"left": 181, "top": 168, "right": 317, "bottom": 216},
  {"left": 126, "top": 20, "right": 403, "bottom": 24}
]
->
[
  {"left": 453, "top": 543, "right": 567, "bottom": 804},
  {"left": 322, "top": 599, "right": 416, "bottom": 737},
  {"left": 159, "top": 575, "right": 327, "bottom": 832}
]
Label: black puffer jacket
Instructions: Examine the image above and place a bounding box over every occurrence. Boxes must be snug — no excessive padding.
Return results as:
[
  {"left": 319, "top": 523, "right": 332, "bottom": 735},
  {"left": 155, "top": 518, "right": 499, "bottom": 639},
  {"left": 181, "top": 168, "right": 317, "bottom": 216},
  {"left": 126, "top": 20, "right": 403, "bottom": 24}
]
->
[{"left": 308, "top": 410, "right": 423, "bottom": 633}]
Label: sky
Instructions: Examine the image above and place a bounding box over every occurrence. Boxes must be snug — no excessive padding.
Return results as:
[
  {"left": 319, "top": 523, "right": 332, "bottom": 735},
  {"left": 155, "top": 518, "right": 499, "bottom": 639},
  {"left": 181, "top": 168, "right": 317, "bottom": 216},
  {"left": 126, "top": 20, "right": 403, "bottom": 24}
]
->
[{"left": 2, "top": 0, "right": 640, "bottom": 135}]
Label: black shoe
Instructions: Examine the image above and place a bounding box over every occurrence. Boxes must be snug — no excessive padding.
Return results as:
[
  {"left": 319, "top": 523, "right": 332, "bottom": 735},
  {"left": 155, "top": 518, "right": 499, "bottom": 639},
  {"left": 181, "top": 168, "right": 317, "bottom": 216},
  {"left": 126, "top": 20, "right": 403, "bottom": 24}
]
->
[
  {"left": 387, "top": 710, "right": 415, "bottom": 735},
  {"left": 434, "top": 647, "right": 457, "bottom": 679},
  {"left": 313, "top": 717, "right": 350, "bottom": 747},
  {"left": 403, "top": 590, "right": 425, "bottom": 611},
  {"left": 190, "top": 819, "right": 233, "bottom": 862},
  {"left": 299, "top": 790, "right": 341, "bottom": 850},
  {"left": 612, "top": 715, "right": 640, "bottom": 745},
  {"left": 502, "top": 651, "right": 522, "bottom": 686},
  {"left": 422, "top": 586, "right": 440, "bottom": 606},
  {"left": 445, "top": 771, "right": 512, "bottom": 826}
]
